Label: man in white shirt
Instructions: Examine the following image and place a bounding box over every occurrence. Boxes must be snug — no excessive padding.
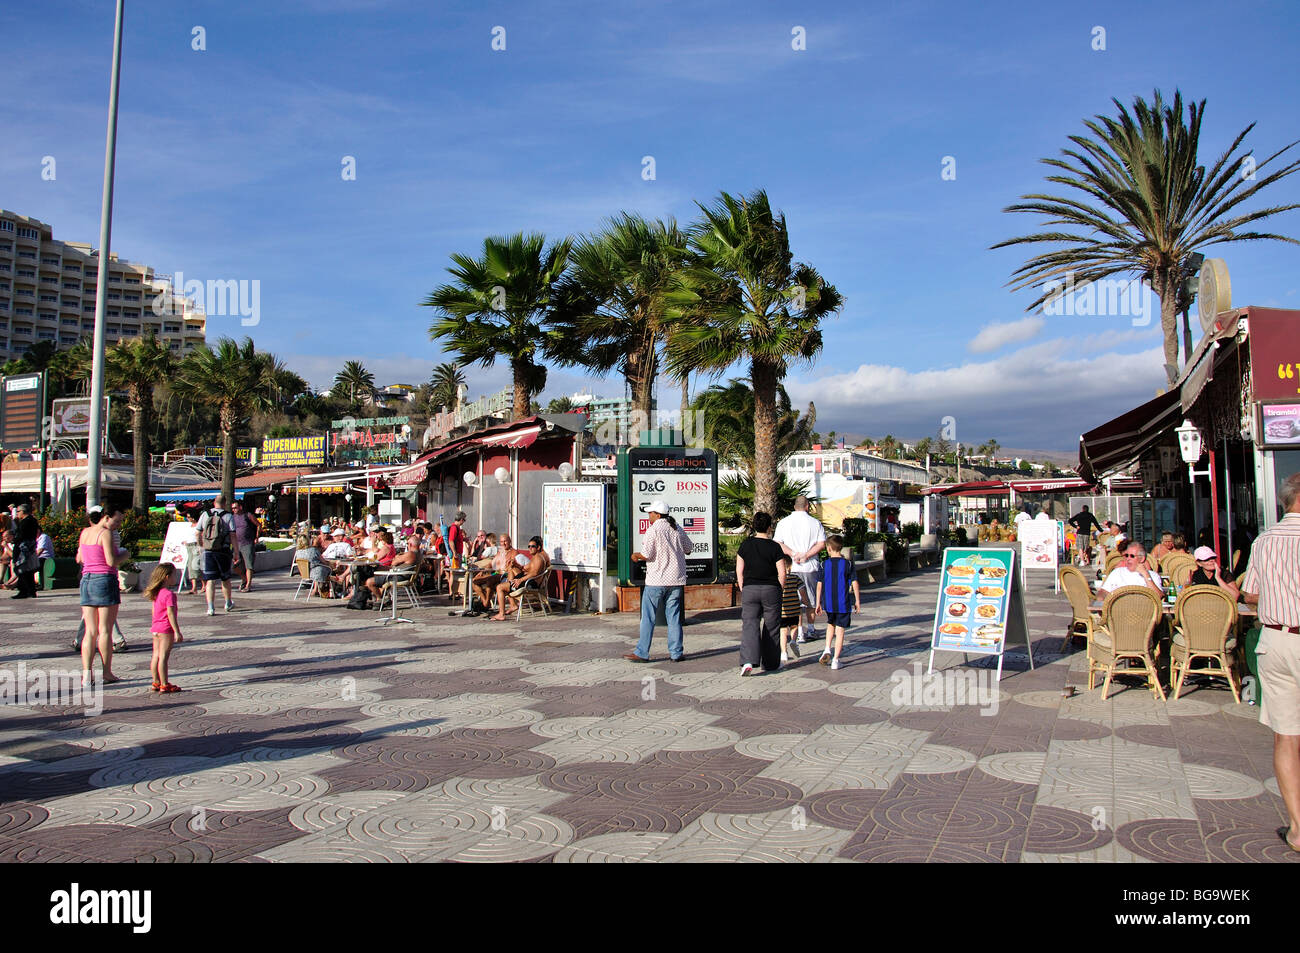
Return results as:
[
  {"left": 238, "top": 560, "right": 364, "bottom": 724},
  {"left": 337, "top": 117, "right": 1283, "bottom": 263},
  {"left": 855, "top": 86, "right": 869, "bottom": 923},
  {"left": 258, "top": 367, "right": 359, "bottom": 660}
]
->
[
  {"left": 774, "top": 496, "right": 826, "bottom": 643},
  {"left": 322, "top": 530, "right": 354, "bottom": 562},
  {"left": 1034, "top": 509, "right": 1052, "bottom": 521},
  {"left": 1097, "top": 541, "right": 1162, "bottom": 598},
  {"left": 1013, "top": 507, "right": 1033, "bottom": 528}
]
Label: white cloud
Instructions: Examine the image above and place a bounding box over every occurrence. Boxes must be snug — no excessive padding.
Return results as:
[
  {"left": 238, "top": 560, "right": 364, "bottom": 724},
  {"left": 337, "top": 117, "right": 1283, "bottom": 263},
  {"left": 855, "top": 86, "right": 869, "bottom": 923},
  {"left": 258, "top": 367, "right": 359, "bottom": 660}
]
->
[
  {"left": 786, "top": 337, "right": 1168, "bottom": 451},
  {"left": 967, "top": 316, "right": 1044, "bottom": 353}
]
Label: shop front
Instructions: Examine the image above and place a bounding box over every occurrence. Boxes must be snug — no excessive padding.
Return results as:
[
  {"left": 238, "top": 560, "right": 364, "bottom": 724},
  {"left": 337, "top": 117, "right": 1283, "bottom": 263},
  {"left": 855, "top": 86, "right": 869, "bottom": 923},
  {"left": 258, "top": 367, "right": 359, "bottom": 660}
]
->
[{"left": 1079, "top": 306, "right": 1300, "bottom": 564}]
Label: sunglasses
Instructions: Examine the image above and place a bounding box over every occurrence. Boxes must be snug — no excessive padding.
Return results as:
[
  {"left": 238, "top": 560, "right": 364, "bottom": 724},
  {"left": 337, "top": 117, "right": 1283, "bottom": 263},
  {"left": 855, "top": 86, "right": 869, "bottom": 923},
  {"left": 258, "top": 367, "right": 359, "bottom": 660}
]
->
[{"left": 1124, "top": 553, "right": 1145, "bottom": 559}]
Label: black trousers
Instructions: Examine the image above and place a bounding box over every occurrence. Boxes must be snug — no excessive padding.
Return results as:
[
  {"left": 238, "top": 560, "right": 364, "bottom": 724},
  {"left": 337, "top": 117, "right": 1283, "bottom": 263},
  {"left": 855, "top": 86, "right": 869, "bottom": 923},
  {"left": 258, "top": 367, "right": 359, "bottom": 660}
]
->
[
  {"left": 740, "top": 584, "right": 782, "bottom": 671},
  {"left": 15, "top": 544, "right": 37, "bottom": 597}
]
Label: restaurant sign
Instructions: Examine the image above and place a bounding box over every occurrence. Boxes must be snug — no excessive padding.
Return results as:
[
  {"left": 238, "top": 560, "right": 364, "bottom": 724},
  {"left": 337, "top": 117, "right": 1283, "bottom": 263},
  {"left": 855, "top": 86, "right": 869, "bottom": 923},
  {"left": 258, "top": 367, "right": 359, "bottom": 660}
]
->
[
  {"left": 332, "top": 426, "right": 410, "bottom": 464},
  {"left": 1259, "top": 402, "right": 1300, "bottom": 448},
  {"left": 1249, "top": 309, "right": 1300, "bottom": 401},
  {"left": 260, "top": 434, "right": 327, "bottom": 467}
]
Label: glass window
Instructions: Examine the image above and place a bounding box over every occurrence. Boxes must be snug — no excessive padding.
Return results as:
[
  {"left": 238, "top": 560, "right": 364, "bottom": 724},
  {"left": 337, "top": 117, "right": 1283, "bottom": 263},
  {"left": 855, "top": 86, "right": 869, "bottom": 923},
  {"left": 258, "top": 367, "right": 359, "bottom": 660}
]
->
[{"left": 1273, "top": 450, "right": 1300, "bottom": 523}]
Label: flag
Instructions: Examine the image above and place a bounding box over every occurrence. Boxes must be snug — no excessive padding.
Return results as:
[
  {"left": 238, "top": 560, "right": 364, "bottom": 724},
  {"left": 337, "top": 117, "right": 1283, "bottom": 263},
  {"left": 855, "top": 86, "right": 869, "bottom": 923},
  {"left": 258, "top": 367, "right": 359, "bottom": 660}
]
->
[{"left": 682, "top": 518, "right": 706, "bottom": 533}]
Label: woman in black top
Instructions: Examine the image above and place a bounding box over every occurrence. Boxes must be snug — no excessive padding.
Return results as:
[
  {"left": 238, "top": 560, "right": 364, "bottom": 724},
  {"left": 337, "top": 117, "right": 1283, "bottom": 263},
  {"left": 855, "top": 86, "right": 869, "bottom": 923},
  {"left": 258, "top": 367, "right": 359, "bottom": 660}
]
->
[
  {"left": 735, "top": 511, "right": 787, "bottom": 675},
  {"left": 1189, "top": 548, "right": 1240, "bottom": 599}
]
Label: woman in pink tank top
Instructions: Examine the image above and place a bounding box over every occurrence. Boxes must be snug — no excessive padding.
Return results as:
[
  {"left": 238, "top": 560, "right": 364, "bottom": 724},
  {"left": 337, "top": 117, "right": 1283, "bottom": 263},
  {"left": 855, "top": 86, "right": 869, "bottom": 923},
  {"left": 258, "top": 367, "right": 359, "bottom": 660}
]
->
[{"left": 77, "top": 505, "right": 125, "bottom": 685}]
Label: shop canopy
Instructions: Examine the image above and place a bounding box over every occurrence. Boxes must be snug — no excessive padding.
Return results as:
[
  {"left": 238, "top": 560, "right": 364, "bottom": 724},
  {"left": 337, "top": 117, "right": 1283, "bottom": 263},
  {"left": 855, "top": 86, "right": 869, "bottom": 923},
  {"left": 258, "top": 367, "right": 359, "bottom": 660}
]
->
[
  {"left": 923, "top": 476, "right": 1134, "bottom": 497},
  {"left": 156, "top": 489, "right": 249, "bottom": 502},
  {"left": 391, "top": 418, "right": 554, "bottom": 487},
  {"left": 1077, "top": 388, "right": 1183, "bottom": 483}
]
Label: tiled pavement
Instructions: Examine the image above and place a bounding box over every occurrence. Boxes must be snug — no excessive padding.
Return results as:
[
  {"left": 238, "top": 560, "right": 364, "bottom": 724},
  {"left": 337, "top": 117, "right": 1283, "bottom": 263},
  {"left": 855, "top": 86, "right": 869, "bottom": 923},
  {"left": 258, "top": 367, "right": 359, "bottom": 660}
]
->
[{"left": 0, "top": 565, "right": 1295, "bottom": 863}]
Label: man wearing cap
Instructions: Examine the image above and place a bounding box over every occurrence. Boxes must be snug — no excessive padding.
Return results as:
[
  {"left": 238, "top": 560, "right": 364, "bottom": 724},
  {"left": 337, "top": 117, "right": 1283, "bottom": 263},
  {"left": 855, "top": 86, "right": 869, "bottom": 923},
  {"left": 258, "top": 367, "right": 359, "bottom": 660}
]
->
[
  {"left": 625, "top": 500, "right": 691, "bottom": 663},
  {"left": 1188, "top": 546, "right": 1240, "bottom": 599},
  {"left": 1240, "top": 472, "right": 1300, "bottom": 852}
]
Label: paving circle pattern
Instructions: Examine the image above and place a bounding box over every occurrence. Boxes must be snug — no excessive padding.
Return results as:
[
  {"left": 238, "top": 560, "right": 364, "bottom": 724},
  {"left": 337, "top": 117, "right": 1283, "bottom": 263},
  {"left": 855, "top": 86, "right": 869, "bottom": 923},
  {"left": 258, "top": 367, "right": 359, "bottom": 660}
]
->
[{"left": 0, "top": 566, "right": 1290, "bottom": 863}]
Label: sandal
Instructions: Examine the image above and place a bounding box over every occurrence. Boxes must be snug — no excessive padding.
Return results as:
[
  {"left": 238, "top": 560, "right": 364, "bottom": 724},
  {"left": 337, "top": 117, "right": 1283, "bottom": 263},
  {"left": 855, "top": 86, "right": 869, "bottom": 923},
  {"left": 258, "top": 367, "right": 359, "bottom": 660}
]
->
[
  {"left": 161, "top": 683, "right": 183, "bottom": 693},
  {"left": 151, "top": 682, "right": 161, "bottom": 692},
  {"left": 1280, "top": 827, "right": 1300, "bottom": 852}
]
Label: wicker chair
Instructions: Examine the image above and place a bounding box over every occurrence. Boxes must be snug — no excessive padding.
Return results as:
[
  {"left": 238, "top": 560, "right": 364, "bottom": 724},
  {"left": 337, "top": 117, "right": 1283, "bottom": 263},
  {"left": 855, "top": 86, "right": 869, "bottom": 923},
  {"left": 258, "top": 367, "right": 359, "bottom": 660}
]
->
[
  {"left": 1170, "top": 584, "right": 1239, "bottom": 702},
  {"left": 1104, "top": 550, "right": 1124, "bottom": 575},
  {"left": 1091, "top": 586, "right": 1165, "bottom": 700},
  {"left": 1167, "top": 560, "right": 1194, "bottom": 588},
  {"left": 1058, "top": 565, "right": 1101, "bottom": 653}
]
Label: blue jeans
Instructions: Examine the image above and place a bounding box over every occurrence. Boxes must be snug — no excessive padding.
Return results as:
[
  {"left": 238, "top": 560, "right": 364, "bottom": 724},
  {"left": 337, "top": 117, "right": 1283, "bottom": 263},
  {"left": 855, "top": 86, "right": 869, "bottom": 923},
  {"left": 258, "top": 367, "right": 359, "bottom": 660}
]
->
[{"left": 636, "top": 585, "right": 684, "bottom": 660}]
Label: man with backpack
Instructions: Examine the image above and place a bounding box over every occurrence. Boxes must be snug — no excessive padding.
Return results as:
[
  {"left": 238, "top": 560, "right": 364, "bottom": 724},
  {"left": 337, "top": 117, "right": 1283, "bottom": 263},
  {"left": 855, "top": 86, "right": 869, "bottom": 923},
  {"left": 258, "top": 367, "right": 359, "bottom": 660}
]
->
[{"left": 196, "top": 494, "right": 238, "bottom": 616}]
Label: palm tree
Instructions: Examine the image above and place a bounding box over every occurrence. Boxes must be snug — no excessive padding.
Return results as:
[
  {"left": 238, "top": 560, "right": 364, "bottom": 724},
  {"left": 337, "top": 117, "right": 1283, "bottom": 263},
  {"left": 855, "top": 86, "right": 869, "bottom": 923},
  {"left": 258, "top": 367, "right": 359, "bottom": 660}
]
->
[
  {"left": 546, "top": 396, "right": 575, "bottom": 414},
  {"left": 103, "top": 334, "right": 172, "bottom": 511},
  {"left": 424, "top": 232, "right": 571, "bottom": 420},
  {"left": 550, "top": 214, "right": 690, "bottom": 423},
  {"left": 262, "top": 357, "right": 306, "bottom": 410},
  {"left": 993, "top": 90, "right": 1300, "bottom": 385},
  {"left": 430, "top": 362, "right": 466, "bottom": 413},
  {"left": 693, "top": 379, "right": 815, "bottom": 478},
  {"left": 333, "top": 360, "right": 376, "bottom": 410},
  {"left": 174, "top": 337, "right": 273, "bottom": 503},
  {"left": 719, "top": 473, "right": 816, "bottom": 531},
  {"left": 879, "top": 434, "right": 898, "bottom": 458},
  {"left": 665, "top": 190, "right": 842, "bottom": 515}
]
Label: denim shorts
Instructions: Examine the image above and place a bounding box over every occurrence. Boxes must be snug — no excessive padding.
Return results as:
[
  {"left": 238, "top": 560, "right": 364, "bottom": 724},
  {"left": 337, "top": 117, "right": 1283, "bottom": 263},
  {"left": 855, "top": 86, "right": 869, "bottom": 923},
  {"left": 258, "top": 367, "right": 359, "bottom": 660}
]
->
[
  {"left": 203, "top": 551, "right": 233, "bottom": 581},
  {"left": 80, "top": 572, "right": 120, "bottom": 607}
]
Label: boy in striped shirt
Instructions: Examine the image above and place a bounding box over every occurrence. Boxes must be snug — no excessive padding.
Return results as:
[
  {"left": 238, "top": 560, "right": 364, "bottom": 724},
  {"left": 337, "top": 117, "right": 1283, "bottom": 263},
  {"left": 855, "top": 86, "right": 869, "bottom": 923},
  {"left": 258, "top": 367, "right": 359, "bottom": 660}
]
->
[{"left": 816, "top": 535, "right": 860, "bottom": 670}]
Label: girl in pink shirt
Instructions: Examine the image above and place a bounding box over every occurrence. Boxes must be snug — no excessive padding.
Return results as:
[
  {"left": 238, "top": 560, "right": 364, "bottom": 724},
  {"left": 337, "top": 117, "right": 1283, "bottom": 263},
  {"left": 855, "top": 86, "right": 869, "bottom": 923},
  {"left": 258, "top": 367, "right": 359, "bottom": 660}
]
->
[{"left": 145, "top": 565, "right": 184, "bottom": 693}]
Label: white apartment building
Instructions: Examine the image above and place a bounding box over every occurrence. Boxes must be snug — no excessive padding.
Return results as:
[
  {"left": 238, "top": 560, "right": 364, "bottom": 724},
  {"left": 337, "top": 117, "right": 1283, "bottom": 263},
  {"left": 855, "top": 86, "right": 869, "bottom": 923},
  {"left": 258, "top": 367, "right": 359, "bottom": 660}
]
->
[{"left": 0, "top": 209, "right": 206, "bottom": 363}]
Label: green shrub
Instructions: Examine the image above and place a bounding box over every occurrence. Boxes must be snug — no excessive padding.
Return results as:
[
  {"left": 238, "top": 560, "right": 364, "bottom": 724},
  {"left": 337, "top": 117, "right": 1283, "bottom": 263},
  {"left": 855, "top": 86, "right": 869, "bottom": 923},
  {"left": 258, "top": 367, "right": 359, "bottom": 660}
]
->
[{"left": 901, "top": 522, "right": 922, "bottom": 541}]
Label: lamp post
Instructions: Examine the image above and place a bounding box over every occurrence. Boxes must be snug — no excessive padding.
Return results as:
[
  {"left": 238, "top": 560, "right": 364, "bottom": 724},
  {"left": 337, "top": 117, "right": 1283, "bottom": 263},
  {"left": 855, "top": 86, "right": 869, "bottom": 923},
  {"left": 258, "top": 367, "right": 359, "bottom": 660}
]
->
[
  {"left": 1176, "top": 418, "right": 1220, "bottom": 560},
  {"left": 85, "top": 0, "right": 125, "bottom": 510}
]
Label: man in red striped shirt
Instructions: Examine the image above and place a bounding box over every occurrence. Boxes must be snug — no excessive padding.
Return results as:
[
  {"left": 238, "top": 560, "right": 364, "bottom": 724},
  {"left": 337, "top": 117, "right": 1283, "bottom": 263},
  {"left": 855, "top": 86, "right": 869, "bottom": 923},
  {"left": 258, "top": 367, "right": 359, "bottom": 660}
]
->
[{"left": 1241, "top": 472, "right": 1300, "bottom": 853}]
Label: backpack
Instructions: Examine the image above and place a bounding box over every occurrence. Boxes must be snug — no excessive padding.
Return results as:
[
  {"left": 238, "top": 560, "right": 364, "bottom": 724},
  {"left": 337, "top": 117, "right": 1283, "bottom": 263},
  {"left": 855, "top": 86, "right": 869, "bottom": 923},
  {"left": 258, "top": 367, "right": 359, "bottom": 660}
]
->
[{"left": 200, "top": 510, "right": 233, "bottom": 554}]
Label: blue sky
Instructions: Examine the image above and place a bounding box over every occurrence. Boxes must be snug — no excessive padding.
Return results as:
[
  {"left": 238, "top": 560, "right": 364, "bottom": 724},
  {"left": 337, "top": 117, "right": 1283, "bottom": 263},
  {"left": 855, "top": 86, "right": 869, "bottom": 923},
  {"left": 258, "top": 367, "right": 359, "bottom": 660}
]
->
[{"left": 5, "top": 0, "right": 1299, "bottom": 451}]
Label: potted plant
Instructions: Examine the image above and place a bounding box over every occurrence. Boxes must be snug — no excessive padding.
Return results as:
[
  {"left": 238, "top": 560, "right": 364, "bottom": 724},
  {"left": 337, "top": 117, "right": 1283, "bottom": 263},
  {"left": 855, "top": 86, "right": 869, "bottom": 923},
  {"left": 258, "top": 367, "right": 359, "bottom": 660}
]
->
[{"left": 118, "top": 560, "right": 141, "bottom": 593}]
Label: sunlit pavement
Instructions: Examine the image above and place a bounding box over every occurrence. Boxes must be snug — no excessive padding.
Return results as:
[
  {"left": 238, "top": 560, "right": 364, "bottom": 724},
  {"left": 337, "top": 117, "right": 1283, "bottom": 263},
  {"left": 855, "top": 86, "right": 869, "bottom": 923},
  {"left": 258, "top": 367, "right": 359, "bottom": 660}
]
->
[{"left": 0, "top": 566, "right": 1292, "bottom": 863}]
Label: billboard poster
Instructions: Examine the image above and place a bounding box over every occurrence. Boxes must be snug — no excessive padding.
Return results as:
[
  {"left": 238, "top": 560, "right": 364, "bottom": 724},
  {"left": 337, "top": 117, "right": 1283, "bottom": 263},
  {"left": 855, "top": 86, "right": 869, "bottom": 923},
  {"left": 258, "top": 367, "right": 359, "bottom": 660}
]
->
[
  {"left": 1018, "top": 519, "right": 1058, "bottom": 572},
  {"left": 625, "top": 448, "right": 718, "bottom": 583},
  {"left": 1259, "top": 402, "right": 1300, "bottom": 448},
  {"left": 0, "top": 372, "right": 44, "bottom": 450},
  {"left": 260, "top": 434, "right": 327, "bottom": 468},
  {"left": 543, "top": 483, "right": 606, "bottom": 574},
  {"left": 159, "top": 521, "right": 197, "bottom": 576},
  {"left": 863, "top": 481, "right": 880, "bottom": 531},
  {"left": 930, "top": 548, "right": 1014, "bottom": 657},
  {"left": 50, "top": 397, "right": 110, "bottom": 440}
]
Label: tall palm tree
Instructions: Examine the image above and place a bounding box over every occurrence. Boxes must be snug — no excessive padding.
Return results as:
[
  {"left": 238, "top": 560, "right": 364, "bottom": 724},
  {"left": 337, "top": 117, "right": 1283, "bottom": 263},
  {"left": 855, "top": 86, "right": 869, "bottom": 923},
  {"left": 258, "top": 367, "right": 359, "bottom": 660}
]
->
[
  {"left": 665, "top": 190, "right": 842, "bottom": 516},
  {"left": 174, "top": 337, "right": 273, "bottom": 503},
  {"left": 550, "top": 214, "right": 690, "bottom": 424},
  {"left": 261, "top": 357, "right": 306, "bottom": 411},
  {"left": 104, "top": 334, "right": 173, "bottom": 511},
  {"left": 693, "top": 379, "right": 815, "bottom": 479},
  {"left": 333, "top": 360, "right": 376, "bottom": 410},
  {"left": 430, "top": 361, "right": 466, "bottom": 413},
  {"left": 424, "top": 232, "right": 571, "bottom": 420},
  {"left": 993, "top": 90, "right": 1299, "bottom": 385}
]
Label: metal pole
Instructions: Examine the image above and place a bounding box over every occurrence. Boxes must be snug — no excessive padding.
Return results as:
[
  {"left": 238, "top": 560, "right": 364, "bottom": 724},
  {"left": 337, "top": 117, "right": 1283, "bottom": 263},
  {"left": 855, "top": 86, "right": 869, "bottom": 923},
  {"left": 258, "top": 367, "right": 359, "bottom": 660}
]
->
[
  {"left": 86, "top": 0, "right": 125, "bottom": 510},
  {"left": 1222, "top": 436, "right": 1233, "bottom": 569}
]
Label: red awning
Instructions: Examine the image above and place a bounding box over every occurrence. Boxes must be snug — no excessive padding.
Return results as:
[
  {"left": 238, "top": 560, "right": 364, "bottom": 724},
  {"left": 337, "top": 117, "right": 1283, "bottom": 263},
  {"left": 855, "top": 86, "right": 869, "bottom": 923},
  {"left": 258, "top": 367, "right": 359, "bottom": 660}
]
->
[
  {"left": 1078, "top": 387, "right": 1182, "bottom": 482},
  {"left": 391, "top": 452, "right": 435, "bottom": 487},
  {"left": 1006, "top": 478, "right": 1094, "bottom": 494},
  {"left": 474, "top": 425, "right": 541, "bottom": 450}
]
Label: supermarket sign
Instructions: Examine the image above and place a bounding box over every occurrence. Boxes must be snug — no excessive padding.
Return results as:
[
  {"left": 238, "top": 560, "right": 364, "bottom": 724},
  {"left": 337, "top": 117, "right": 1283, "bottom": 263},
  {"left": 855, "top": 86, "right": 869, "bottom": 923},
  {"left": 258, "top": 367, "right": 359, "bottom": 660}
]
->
[{"left": 260, "top": 434, "right": 327, "bottom": 467}]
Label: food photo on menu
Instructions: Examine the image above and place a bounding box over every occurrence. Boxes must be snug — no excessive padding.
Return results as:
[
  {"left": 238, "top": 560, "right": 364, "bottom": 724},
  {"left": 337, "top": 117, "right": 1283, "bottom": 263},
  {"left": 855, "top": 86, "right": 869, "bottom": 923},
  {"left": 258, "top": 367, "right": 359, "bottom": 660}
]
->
[{"left": 934, "top": 554, "right": 1011, "bottom": 652}]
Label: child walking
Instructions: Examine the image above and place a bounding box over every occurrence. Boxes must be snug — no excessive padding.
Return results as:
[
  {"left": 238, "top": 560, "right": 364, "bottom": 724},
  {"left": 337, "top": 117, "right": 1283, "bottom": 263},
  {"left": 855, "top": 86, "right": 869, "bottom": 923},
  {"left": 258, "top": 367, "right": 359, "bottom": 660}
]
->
[
  {"left": 816, "top": 535, "right": 860, "bottom": 670},
  {"left": 145, "top": 565, "right": 184, "bottom": 693},
  {"left": 778, "top": 555, "right": 808, "bottom": 665}
]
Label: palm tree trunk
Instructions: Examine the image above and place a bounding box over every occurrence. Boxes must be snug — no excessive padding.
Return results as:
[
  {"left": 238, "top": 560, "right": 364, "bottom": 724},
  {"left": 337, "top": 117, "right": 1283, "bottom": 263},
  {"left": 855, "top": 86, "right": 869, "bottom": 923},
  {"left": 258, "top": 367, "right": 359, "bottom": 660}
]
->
[
  {"left": 1181, "top": 309, "right": 1193, "bottom": 365},
  {"left": 221, "top": 407, "right": 236, "bottom": 506},
  {"left": 628, "top": 347, "right": 657, "bottom": 445},
  {"left": 1155, "top": 269, "right": 1179, "bottom": 385},
  {"left": 131, "top": 386, "right": 149, "bottom": 513},
  {"left": 511, "top": 360, "right": 530, "bottom": 420},
  {"left": 680, "top": 373, "right": 689, "bottom": 431},
  {"left": 751, "top": 361, "right": 779, "bottom": 516}
]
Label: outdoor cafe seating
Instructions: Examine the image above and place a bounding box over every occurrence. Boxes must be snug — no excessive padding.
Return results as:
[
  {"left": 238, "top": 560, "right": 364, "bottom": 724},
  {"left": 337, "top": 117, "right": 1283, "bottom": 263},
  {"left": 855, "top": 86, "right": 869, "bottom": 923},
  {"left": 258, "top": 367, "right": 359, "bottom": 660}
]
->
[
  {"left": 1058, "top": 565, "right": 1097, "bottom": 654},
  {"left": 1170, "top": 584, "right": 1240, "bottom": 703},
  {"left": 1089, "top": 586, "right": 1165, "bottom": 701}
]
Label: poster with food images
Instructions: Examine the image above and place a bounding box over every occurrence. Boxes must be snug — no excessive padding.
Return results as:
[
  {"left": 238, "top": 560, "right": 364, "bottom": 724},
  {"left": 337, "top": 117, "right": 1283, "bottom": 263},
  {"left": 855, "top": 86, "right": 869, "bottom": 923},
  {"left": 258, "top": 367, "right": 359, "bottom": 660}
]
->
[
  {"left": 863, "top": 482, "right": 879, "bottom": 532},
  {"left": 1018, "top": 519, "right": 1059, "bottom": 573},
  {"left": 929, "top": 548, "right": 1015, "bottom": 656}
]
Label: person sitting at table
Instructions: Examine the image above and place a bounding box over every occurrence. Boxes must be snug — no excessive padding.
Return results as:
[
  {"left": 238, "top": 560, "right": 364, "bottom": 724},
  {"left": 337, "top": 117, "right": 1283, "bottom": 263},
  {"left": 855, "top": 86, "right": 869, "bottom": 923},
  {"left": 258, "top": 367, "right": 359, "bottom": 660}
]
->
[
  {"left": 1097, "top": 541, "right": 1163, "bottom": 599},
  {"left": 1188, "top": 545, "right": 1241, "bottom": 599},
  {"left": 322, "top": 529, "right": 355, "bottom": 596},
  {"left": 293, "top": 533, "right": 332, "bottom": 597},
  {"left": 347, "top": 531, "right": 396, "bottom": 609},
  {"left": 469, "top": 529, "right": 490, "bottom": 560},
  {"left": 490, "top": 536, "right": 550, "bottom": 621},
  {"left": 469, "top": 533, "right": 513, "bottom": 611},
  {"left": 366, "top": 531, "right": 420, "bottom": 603},
  {"left": 1151, "top": 531, "right": 1175, "bottom": 563}
]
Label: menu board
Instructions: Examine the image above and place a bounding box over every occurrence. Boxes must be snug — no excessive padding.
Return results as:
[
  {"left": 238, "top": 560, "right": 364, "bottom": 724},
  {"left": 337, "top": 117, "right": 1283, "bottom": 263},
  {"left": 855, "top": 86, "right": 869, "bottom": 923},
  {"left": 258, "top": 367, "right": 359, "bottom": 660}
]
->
[
  {"left": 1019, "top": 519, "right": 1059, "bottom": 572},
  {"left": 159, "top": 520, "right": 197, "bottom": 580},
  {"left": 930, "top": 548, "right": 1015, "bottom": 657},
  {"left": 543, "top": 483, "right": 606, "bottom": 574},
  {"left": 1260, "top": 402, "right": 1300, "bottom": 448}
]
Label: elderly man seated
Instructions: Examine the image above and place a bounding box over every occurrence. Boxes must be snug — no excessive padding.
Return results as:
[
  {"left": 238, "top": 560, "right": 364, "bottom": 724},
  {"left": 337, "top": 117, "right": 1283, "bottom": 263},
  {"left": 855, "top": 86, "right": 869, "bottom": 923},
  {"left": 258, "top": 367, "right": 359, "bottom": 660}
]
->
[
  {"left": 490, "top": 536, "right": 550, "bottom": 621},
  {"left": 1097, "top": 541, "right": 1163, "bottom": 599},
  {"left": 322, "top": 528, "right": 356, "bottom": 596}
]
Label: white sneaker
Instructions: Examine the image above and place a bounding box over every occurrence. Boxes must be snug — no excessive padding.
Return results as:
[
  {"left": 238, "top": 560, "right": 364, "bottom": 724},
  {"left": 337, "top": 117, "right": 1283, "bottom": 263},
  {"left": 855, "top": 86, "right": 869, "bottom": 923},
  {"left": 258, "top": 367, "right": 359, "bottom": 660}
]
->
[
  {"left": 206, "top": 606, "right": 215, "bottom": 616},
  {"left": 830, "top": 658, "right": 841, "bottom": 670},
  {"left": 780, "top": 652, "right": 789, "bottom": 664},
  {"left": 740, "top": 663, "right": 754, "bottom": 677},
  {"left": 225, "top": 600, "right": 235, "bottom": 612}
]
